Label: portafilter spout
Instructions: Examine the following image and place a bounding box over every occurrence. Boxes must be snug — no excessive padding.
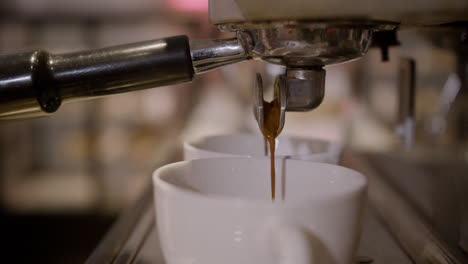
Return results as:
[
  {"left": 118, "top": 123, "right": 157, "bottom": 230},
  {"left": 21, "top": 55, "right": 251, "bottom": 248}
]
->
[
  {"left": 238, "top": 21, "right": 395, "bottom": 134},
  {"left": 253, "top": 68, "right": 324, "bottom": 135}
]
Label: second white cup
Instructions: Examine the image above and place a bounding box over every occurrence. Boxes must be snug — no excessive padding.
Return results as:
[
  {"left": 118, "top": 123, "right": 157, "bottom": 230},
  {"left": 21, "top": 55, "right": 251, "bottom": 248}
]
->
[{"left": 184, "top": 133, "right": 342, "bottom": 163}]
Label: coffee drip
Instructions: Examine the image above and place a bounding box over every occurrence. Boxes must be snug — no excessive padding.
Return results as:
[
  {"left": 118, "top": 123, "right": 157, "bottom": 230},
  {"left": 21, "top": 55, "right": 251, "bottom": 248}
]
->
[{"left": 262, "top": 92, "right": 281, "bottom": 201}]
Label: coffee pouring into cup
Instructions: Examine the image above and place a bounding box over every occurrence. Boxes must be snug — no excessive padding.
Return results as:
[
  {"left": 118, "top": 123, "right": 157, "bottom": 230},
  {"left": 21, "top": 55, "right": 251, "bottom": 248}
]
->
[{"left": 1, "top": 1, "right": 467, "bottom": 264}]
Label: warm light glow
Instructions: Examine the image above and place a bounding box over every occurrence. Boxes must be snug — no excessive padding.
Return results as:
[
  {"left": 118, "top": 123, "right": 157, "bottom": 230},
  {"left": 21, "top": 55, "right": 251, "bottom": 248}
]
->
[{"left": 168, "top": 0, "right": 208, "bottom": 13}]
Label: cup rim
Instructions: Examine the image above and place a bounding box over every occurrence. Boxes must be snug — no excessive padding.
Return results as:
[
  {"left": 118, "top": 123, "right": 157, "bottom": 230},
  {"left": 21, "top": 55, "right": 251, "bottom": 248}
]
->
[
  {"left": 184, "top": 133, "right": 342, "bottom": 159},
  {"left": 153, "top": 157, "right": 367, "bottom": 207}
]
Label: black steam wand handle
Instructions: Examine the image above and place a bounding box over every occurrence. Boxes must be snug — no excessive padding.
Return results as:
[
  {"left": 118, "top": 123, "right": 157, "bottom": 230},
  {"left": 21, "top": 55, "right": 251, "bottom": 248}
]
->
[{"left": 0, "top": 35, "right": 194, "bottom": 119}]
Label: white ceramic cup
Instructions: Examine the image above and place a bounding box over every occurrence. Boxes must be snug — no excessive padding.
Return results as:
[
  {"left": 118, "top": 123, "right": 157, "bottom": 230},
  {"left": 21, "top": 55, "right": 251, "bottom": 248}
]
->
[
  {"left": 184, "top": 134, "right": 343, "bottom": 164},
  {"left": 153, "top": 157, "right": 367, "bottom": 264}
]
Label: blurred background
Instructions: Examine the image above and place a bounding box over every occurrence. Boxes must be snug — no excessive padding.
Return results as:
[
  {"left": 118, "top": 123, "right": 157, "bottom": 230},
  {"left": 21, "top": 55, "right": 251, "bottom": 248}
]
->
[{"left": 0, "top": 0, "right": 467, "bottom": 263}]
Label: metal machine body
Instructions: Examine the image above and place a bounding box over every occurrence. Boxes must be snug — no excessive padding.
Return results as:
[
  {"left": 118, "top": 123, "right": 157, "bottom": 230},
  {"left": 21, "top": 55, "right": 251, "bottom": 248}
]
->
[{"left": 208, "top": 0, "right": 468, "bottom": 25}]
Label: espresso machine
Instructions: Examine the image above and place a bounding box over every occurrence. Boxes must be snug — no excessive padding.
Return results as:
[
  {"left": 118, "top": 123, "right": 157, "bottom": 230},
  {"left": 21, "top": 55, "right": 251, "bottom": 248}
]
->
[
  {"left": 1, "top": 0, "right": 468, "bottom": 263},
  {"left": 0, "top": 0, "right": 465, "bottom": 132}
]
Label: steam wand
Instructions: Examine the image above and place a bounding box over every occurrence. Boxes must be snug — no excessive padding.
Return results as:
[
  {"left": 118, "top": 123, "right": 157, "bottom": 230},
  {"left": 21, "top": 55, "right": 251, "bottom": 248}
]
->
[{"left": 0, "top": 35, "right": 248, "bottom": 120}]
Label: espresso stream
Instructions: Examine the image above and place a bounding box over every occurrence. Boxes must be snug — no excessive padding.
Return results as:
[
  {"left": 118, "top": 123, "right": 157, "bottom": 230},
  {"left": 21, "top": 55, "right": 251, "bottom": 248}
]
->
[{"left": 262, "top": 97, "right": 281, "bottom": 201}]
